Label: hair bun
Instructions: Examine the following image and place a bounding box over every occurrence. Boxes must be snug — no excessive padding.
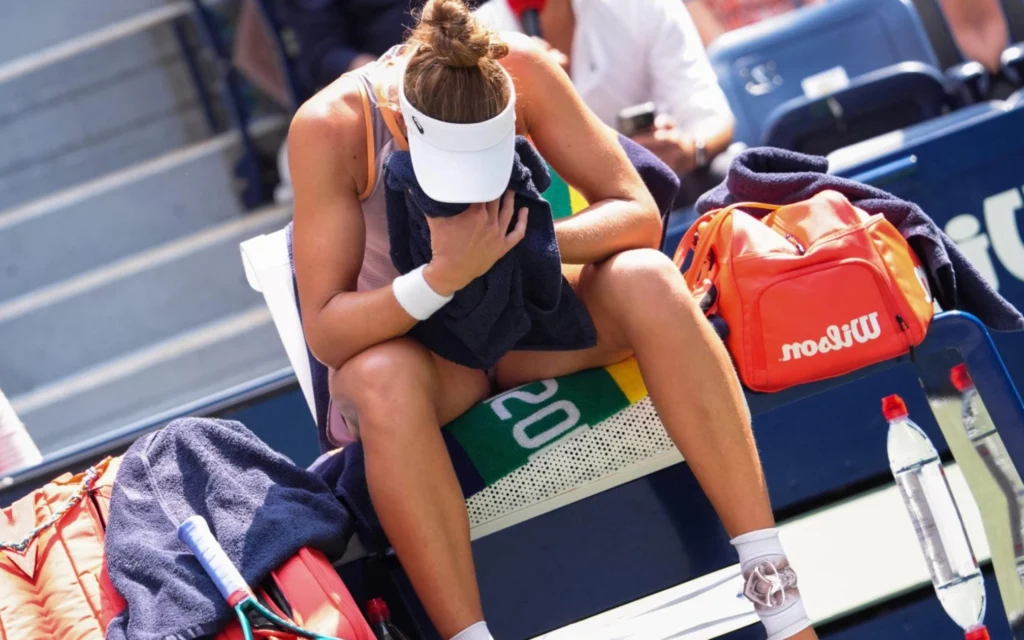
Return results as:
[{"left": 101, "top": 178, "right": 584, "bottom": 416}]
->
[{"left": 419, "top": 0, "right": 509, "bottom": 68}]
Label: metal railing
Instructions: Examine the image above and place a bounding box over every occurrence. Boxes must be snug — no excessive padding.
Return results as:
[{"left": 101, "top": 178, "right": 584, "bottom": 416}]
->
[{"left": 0, "top": 366, "right": 297, "bottom": 502}]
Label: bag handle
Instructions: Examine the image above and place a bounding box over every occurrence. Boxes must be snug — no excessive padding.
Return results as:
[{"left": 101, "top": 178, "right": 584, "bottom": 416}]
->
[
  {"left": 676, "top": 202, "right": 781, "bottom": 290},
  {"left": 0, "top": 466, "right": 100, "bottom": 555}
]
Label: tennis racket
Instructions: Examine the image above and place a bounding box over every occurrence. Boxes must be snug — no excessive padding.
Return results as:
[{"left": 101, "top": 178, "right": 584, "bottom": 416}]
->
[{"left": 178, "top": 515, "right": 345, "bottom": 640}]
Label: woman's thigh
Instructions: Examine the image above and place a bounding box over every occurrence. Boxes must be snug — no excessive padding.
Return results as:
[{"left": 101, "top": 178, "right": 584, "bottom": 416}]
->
[
  {"left": 493, "top": 262, "right": 635, "bottom": 390},
  {"left": 328, "top": 338, "right": 492, "bottom": 442}
]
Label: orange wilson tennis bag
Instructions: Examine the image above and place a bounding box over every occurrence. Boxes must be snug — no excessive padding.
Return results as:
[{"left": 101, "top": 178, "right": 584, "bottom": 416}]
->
[{"left": 673, "top": 190, "right": 934, "bottom": 392}]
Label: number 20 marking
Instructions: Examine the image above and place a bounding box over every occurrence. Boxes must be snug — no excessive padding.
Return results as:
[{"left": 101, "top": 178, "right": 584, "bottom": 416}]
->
[{"left": 489, "top": 380, "right": 586, "bottom": 450}]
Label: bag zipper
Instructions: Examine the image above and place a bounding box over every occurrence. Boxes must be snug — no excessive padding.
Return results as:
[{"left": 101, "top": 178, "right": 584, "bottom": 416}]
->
[
  {"left": 855, "top": 261, "right": 912, "bottom": 349},
  {"left": 783, "top": 233, "right": 806, "bottom": 255},
  {"left": 87, "top": 492, "right": 107, "bottom": 531}
]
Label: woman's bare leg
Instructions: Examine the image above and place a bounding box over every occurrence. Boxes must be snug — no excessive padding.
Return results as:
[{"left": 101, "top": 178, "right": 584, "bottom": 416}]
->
[
  {"left": 497, "top": 249, "right": 815, "bottom": 639},
  {"left": 334, "top": 338, "right": 491, "bottom": 639}
]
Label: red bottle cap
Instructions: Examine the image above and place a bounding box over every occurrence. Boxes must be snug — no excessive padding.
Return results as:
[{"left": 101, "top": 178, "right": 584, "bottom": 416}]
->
[
  {"left": 882, "top": 394, "right": 908, "bottom": 421},
  {"left": 951, "top": 363, "right": 975, "bottom": 392},
  {"left": 965, "top": 626, "right": 989, "bottom": 640},
  {"left": 366, "top": 597, "right": 390, "bottom": 625}
]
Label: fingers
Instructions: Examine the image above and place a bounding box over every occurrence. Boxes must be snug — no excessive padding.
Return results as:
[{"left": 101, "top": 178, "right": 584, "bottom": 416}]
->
[
  {"left": 497, "top": 190, "right": 516, "bottom": 231},
  {"left": 503, "top": 207, "right": 529, "bottom": 253},
  {"left": 655, "top": 113, "right": 677, "bottom": 130},
  {"left": 654, "top": 126, "right": 681, "bottom": 144},
  {"left": 487, "top": 194, "right": 503, "bottom": 227}
]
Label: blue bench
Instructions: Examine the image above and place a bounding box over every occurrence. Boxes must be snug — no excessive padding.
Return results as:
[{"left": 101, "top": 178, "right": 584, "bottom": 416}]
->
[{"left": 2, "top": 311, "right": 1021, "bottom": 638}]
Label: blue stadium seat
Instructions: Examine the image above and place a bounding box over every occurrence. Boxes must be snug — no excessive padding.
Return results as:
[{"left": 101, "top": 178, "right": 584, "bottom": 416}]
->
[
  {"left": 710, "top": 0, "right": 941, "bottom": 146},
  {"left": 762, "top": 62, "right": 948, "bottom": 155}
]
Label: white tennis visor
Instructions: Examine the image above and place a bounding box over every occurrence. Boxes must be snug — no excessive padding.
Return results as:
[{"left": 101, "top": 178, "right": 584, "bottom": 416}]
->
[{"left": 398, "top": 67, "right": 517, "bottom": 204}]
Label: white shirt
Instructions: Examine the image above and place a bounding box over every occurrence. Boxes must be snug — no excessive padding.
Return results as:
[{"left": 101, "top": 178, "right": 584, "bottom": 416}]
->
[{"left": 474, "top": 0, "right": 733, "bottom": 134}]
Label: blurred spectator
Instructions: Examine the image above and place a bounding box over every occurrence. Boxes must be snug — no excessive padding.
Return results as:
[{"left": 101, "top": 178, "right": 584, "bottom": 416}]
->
[
  {"left": 275, "top": 0, "right": 428, "bottom": 100},
  {"left": 234, "top": 0, "right": 293, "bottom": 108},
  {"left": 685, "top": 0, "right": 826, "bottom": 46},
  {"left": 939, "top": 0, "right": 1008, "bottom": 74},
  {"left": 475, "top": 0, "right": 735, "bottom": 196},
  {"left": 0, "top": 389, "right": 42, "bottom": 475}
]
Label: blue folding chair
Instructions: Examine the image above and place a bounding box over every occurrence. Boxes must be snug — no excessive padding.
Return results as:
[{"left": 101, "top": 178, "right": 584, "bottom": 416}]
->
[
  {"left": 710, "top": 0, "right": 941, "bottom": 146},
  {"left": 761, "top": 62, "right": 948, "bottom": 155}
]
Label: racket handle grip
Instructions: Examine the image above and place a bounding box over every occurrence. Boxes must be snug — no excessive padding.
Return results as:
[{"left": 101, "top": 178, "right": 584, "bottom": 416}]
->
[{"left": 178, "top": 515, "right": 250, "bottom": 603}]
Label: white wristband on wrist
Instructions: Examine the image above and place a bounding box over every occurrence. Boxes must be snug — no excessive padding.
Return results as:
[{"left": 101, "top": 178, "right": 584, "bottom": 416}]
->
[{"left": 393, "top": 265, "right": 453, "bottom": 321}]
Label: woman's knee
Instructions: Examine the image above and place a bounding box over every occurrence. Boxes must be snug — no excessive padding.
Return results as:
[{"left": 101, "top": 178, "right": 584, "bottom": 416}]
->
[
  {"left": 333, "top": 338, "right": 435, "bottom": 420},
  {"left": 583, "top": 248, "right": 708, "bottom": 340},
  {"left": 589, "top": 248, "right": 689, "bottom": 305}
]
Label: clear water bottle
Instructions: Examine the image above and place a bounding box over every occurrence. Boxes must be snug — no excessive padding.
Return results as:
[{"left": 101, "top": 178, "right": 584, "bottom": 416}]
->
[
  {"left": 366, "top": 597, "right": 411, "bottom": 640},
  {"left": 884, "top": 394, "right": 989, "bottom": 638},
  {"left": 952, "top": 363, "right": 1024, "bottom": 581}
]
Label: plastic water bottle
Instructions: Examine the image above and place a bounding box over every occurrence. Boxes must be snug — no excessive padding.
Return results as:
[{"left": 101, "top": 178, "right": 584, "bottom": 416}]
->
[
  {"left": 952, "top": 363, "right": 1024, "bottom": 581},
  {"left": 367, "top": 597, "right": 411, "bottom": 640},
  {"left": 884, "top": 394, "right": 989, "bottom": 639},
  {"left": 0, "top": 388, "right": 41, "bottom": 475}
]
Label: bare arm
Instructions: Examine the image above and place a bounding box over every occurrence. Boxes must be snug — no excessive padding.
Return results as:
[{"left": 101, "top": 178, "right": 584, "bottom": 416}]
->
[
  {"left": 940, "top": 0, "right": 1008, "bottom": 73},
  {"left": 642, "top": 0, "right": 735, "bottom": 173},
  {"left": 290, "top": 79, "right": 527, "bottom": 369},
  {"left": 290, "top": 86, "right": 419, "bottom": 370},
  {"left": 502, "top": 34, "right": 662, "bottom": 264},
  {"left": 684, "top": 0, "right": 726, "bottom": 46}
]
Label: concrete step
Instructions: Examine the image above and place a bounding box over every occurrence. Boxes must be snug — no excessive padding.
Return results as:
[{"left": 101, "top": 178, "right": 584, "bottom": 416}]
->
[
  {"left": 0, "top": 1, "right": 191, "bottom": 72},
  {"left": 0, "top": 204, "right": 292, "bottom": 397},
  {"left": 12, "top": 307, "right": 290, "bottom": 455},
  {"left": 0, "top": 117, "right": 286, "bottom": 302},
  {"left": 0, "top": 25, "right": 214, "bottom": 211}
]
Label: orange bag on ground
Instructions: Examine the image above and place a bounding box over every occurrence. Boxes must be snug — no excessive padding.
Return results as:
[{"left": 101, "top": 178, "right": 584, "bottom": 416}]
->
[
  {"left": 674, "top": 190, "right": 934, "bottom": 392},
  {"left": 0, "top": 456, "right": 125, "bottom": 640},
  {"left": 1, "top": 456, "right": 374, "bottom": 640}
]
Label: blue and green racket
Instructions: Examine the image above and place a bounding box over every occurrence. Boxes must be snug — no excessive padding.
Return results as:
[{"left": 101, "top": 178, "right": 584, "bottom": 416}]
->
[{"left": 177, "top": 515, "right": 345, "bottom": 640}]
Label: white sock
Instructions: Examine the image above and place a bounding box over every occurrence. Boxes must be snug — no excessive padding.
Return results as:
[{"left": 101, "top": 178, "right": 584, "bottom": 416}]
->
[
  {"left": 731, "top": 528, "right": 811, "bottom": 640},
  {"left": 450, "top": 621, "right": 494, "bottom": 640}
]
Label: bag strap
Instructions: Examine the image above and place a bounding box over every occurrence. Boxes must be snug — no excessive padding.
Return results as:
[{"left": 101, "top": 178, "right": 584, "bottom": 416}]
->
[
  {"left": 374, "top": 81, "right": 409, "bottom": 152},
  {"left": 672, "top": 210, "right": 715, "bottom": 268},
  {"left": 0, "top": 466, "right": 100, "bottom": 555},
  {"left": 677, "top": 202, "right": 781, "bottom": 290},
  {"left": 354, "top": 80, "right": 377, "bottom": 201}
]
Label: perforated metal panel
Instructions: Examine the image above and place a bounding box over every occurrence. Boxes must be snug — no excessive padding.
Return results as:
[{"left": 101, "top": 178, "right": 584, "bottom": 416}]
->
[{"left": 466, "top": 397, "right": 676, "bottom": 528}]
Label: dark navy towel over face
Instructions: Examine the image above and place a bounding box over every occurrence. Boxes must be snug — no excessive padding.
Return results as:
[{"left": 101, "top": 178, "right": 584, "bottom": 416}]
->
[
  {"left": 105, "top": 418, "right": 350, "bottom": 640},
  {"left": 697, "top": 147, "right": 1023, "bottom": 331},
  {"left": 384, "top": 136, "right": 597, "bottom": 369}
]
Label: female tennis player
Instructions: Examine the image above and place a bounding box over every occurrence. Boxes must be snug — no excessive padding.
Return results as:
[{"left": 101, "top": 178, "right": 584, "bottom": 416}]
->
[{"left": 288, "top": 1, "right": 816, "bottom": 638}]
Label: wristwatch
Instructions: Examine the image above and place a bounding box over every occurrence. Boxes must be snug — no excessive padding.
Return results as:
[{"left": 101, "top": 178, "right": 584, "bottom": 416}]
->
[{"left": 693, "top": 136, "right": 708, "bottom": 170}]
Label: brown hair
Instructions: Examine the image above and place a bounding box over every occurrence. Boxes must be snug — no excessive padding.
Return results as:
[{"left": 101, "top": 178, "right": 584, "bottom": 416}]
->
[{"left": 404, "top": 0, "right": 511, "bottom": 124}]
